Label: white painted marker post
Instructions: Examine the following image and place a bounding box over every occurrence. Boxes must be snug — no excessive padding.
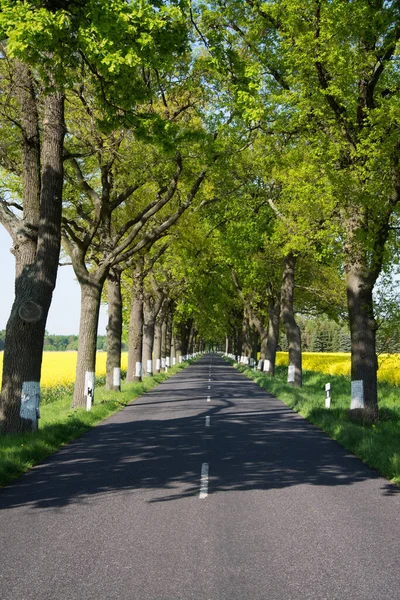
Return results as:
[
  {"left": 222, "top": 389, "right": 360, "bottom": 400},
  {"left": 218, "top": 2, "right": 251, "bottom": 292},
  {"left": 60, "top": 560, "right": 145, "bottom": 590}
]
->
[
  {"left": 325, "top": 383, "right": 331, "bottom": 408},
  {"left": 85, "top": 371, "right": 95, "bottom": 411}
]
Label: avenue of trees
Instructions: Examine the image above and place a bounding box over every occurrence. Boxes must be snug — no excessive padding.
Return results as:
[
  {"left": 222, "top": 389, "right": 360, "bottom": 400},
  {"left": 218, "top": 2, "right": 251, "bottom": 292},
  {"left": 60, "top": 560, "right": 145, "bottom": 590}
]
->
[{"left": 1, "top": 0, "right": 400, "bottom": 432}]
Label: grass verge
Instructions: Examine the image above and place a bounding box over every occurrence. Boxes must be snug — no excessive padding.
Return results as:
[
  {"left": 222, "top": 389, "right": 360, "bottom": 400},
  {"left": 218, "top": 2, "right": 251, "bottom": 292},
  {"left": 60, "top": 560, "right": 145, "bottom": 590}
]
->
[
  {"left": 0, "top": 361, "right": 190, "bottom": 488},
  {"left": 229, "top": 360, "right": 400, "bottom": 486}
]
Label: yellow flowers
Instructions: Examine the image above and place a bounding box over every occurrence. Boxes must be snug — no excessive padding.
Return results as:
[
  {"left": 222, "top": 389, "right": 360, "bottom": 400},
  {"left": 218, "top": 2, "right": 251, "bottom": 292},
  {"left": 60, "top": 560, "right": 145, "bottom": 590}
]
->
[
  {"left": 276, "top": 352, "right": 400, "bottom": 386},
  {"left": 0, "top": 352, "right": 128, "bottom": 389}
]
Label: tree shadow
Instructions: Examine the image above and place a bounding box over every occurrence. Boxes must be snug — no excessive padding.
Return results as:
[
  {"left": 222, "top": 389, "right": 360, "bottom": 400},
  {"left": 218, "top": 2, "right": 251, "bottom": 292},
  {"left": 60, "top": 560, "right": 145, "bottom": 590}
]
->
[{"left": 0, "top": 359, "right": 392, "bottom": 511}]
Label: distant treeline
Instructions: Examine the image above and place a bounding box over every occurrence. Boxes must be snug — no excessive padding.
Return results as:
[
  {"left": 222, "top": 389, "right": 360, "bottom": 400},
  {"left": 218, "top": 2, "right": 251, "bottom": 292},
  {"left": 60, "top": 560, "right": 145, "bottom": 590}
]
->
[
  {"left": 0, "top": 331, "right": 127, "bottom": 352},
  {"left": 279, "top": 317, "right": 400, "bottom": 354}
]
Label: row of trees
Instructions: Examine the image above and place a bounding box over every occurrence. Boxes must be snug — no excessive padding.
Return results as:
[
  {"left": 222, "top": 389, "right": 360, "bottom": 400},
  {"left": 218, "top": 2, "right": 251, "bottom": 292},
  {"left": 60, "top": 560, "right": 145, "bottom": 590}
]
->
[{"left": 1, "top": 0, "right": 400, "bottom": 432}]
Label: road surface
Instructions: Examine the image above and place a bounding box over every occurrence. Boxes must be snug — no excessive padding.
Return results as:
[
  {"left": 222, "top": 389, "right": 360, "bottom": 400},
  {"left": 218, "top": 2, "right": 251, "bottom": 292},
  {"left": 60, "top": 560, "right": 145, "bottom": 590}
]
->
[{"left": 1, "top": 354, "right": 400, "bottom": 599}]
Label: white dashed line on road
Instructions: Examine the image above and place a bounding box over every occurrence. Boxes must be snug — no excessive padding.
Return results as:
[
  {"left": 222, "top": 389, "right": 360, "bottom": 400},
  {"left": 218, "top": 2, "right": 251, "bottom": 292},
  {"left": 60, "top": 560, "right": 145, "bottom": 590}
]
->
[
  {"left": 205, "top": 415, "right": 210, "bottom": 427},
  {"left": 207, "top": 396, "right": 210, "bottom": 402},
  {"left": 199, "top": 462, "right": 209, "bottom": 499}
]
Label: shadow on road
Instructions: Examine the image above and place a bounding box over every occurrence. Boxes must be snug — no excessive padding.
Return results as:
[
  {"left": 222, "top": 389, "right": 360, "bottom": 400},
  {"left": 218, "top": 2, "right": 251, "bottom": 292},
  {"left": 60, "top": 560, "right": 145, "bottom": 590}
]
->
[{"left": 0, "top": 360, "right": 396, "bottom": 510}]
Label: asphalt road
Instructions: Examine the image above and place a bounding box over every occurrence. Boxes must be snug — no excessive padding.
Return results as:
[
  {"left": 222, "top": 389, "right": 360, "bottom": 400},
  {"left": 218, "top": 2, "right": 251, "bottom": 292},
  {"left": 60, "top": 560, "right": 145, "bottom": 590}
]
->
[{"left": 1, "top": 354, "right": 400, "bottom": 600}]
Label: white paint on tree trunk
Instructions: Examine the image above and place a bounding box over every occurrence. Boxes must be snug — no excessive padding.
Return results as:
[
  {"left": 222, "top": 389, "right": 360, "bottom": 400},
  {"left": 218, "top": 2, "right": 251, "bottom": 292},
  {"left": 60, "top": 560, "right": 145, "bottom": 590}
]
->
[
  {"left": 161, "top": 358, "right": 166, "bottom": 369},
  {"left": 179, "top": 356, "right": 183, "bottom": 363},
  {"left": 351, "top": 380, "right": 364, "bottom": 409},
  {"left": 166, "top": 357, "right": 171, "bottom": 367},
  {"left": 257, "top": 360, "right": 263, "bottom": 370},
  {"left": 20, "top": 381, "right": 40, "bottom": 430},
  {"left": 85, "top": 371, "right": 95, "bottom": 411},
  {"left": 113, "top": 367, "right": 121, "bottom": 388},
  {"left": 156, "top": 358, "right": 161, "bottom": 371},
  {"left": 264, "top": 360, "right": 271, "bottom": 372},
  {"left": 172, "top": 357, "right": 176, "bottom": 366},
  {"left": 288, "top": 365, "right": 295, "bottom": 383},
  {"left": 135, "top": 362, "right": 142, "bottom": 378},
  {"left": 147, "top": 359, "right": 153, "bottom": 375}
]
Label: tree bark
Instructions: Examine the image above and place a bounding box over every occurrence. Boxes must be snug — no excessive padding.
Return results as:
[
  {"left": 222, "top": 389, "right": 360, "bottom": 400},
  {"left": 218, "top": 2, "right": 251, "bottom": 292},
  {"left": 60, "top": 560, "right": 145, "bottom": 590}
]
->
[
  {"left": 281, "top": 253, "right": 302, "bottom": 387},
  {"left": 12, "top": 61, "right": 41, "bottom": 276},
  {"left": 106, "top": 268, "right": 123, "bottom": 391},
  {"left": 142, "top": 291, "right": 163, "bottom": 376},
  {"left": 346, "top": 265, "right": 378, "bottom": 417},
  {"left": 127, "top": 258, "right": 144, "bottom": 382},
  {"left": 264, "top": 293, "right": 281, "bottom": 376},
  {"left": 0, "top": 90, "right": 65, "bottom": 434},
  {"left": 72, "top": 279, "right": 103, "bottom": 407},
  {"left": 153, "top": 316, "right": 163, "bottom": 373},
  {"left": 165, "top": 306, "right": 173, "bottom": 364}
]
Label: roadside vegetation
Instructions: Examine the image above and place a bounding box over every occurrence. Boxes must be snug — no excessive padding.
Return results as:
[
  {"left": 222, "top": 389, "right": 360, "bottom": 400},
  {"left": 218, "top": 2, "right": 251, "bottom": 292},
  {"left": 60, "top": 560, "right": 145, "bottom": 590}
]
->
[
  {"left": 231, "top": 359, "right": 400, "bottom": 487},
  {"left": 0, "top": 360, "right": 190, "bottom": 488}
]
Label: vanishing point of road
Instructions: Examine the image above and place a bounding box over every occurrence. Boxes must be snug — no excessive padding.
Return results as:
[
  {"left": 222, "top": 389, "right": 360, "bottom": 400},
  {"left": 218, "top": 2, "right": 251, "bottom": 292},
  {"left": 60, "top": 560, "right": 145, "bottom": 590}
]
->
[{"left": 1, "top": 354, "right": 400, "bottom": 600}]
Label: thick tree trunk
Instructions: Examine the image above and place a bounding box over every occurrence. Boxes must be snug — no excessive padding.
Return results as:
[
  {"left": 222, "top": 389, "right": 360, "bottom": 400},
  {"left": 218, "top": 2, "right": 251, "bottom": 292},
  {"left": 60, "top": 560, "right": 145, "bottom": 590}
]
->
[
  {"left": 106, "top": 268, "right": 122, "bottom": 391},
  {"left": 346, "top": 264, "right": 378, "bottom": 418},
  {"left": 264, "top": 295, "right": 280, "bottom": 376},
  {"left": 153, "top": 317, "right": 162, "bottom": 373},
  {"left": 72, "top": 280, "right": 103, "bottom": 407},
  {"left": 161, "top": 317, "right": 167, "bottom": 363},
  {"left": 12, "top": 61, "right": 41, "bottom": 276},
  {"left": 242, "top": 309, "right": 252, "bottom": 358},
  {"left": 142, "top": 303, "right": 156, "bottom": 377},
  {"left": 0, "top": 91, "right": 64, "bottom": 434},
  {"left": 127, "top": 259, "right": 144, "bottom": 382},
  {"left": 142, "top": 290, "right": 163, "bottom": 376},
  {"left": 165, "top": 308, "right": 173, "bottom": 365},
  {"left": 281, "top": 253, "right": 302, "bottom": 387}
]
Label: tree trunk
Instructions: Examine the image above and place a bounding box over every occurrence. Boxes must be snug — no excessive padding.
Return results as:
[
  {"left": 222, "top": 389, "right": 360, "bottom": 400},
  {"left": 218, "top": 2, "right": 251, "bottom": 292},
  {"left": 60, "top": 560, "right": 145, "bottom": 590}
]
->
[
  {"left": 281, "top": 253, "right": 302, "bottom": 387},
  {"left": 264, "top": 295, "right": 281, "bottom": 376},
  {"left": 127, "top": 259, "right": 144, "bottom": 382},
  {"left": 346, "top": 264, "right": 378, "bottom": 418},
  {"left": 142, "top": 289, "right": 163, "bottom": 376},
  {"left": 142, "top": 301, "right": 155, "bottom": 377},
  {"left": 12, "top": 61, "right": 41, "bottom": 276},
  {"left": 242, "top": 309, "right": 252, "bottom": 358},
  {"left": 106, "top": 268, "right": 122, "bottom": 391},
  {"left": 72, "top": 280, "right": 103, "bottom": 408},
  {"left": 0, "top": 91, "right": 65, "bottom": 434},
  {"left": 165, "top": 307, "right": 173, "bottom": 364},
  {"left": 153, "top": 317, "right": 162, "bottom": 373}
]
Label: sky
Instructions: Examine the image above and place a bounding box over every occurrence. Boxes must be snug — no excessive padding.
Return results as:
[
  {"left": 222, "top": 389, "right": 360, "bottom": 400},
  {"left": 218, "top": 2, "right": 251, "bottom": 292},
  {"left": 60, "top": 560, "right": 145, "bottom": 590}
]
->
[{"left": 0, "top": 226, "right": 108, "bottom": 335}]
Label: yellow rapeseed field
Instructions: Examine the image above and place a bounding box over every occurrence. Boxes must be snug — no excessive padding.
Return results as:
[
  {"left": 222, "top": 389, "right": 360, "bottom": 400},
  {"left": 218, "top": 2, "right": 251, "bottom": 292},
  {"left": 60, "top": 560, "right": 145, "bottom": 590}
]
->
[
  {"left": 0, "top": 351, "right": 129, "bottom": 389},
  {"left": 276, "top": 352, "right": 400, "bottom": 386},
  {"left": 0, "top": 350, "right": 399, "bottom": 388}
]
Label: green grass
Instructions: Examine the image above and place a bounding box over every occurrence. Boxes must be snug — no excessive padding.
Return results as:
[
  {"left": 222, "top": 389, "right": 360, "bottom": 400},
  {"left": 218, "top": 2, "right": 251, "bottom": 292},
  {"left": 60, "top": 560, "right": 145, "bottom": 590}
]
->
[
  {"left": 231, "top": 361, "right": 400, "bottom": 486},
  {"left": 0, "top": 362, "right": 190, "bottom": 488}
]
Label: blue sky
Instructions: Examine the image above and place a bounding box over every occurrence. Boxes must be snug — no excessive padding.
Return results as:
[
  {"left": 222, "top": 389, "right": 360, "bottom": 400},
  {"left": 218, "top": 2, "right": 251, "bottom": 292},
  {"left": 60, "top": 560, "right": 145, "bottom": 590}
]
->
[{"left": 0, "top": 226, "right": 108, "bottom": 335}]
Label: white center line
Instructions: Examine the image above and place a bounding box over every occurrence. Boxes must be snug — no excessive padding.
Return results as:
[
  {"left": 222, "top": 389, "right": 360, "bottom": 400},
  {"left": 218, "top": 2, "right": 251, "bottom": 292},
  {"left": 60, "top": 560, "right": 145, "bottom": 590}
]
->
[
  {"left": 207, "top": 395, "right": 211, "bottom": 402},
  {"left": 199, "top": 462, "right": 209, "bottom": 499},
  {"left": 208, "top": 385, "right": 211, "bottom": 389},
  {"left": 205, "top": 415, "right": 210, "bottom": 427}
]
